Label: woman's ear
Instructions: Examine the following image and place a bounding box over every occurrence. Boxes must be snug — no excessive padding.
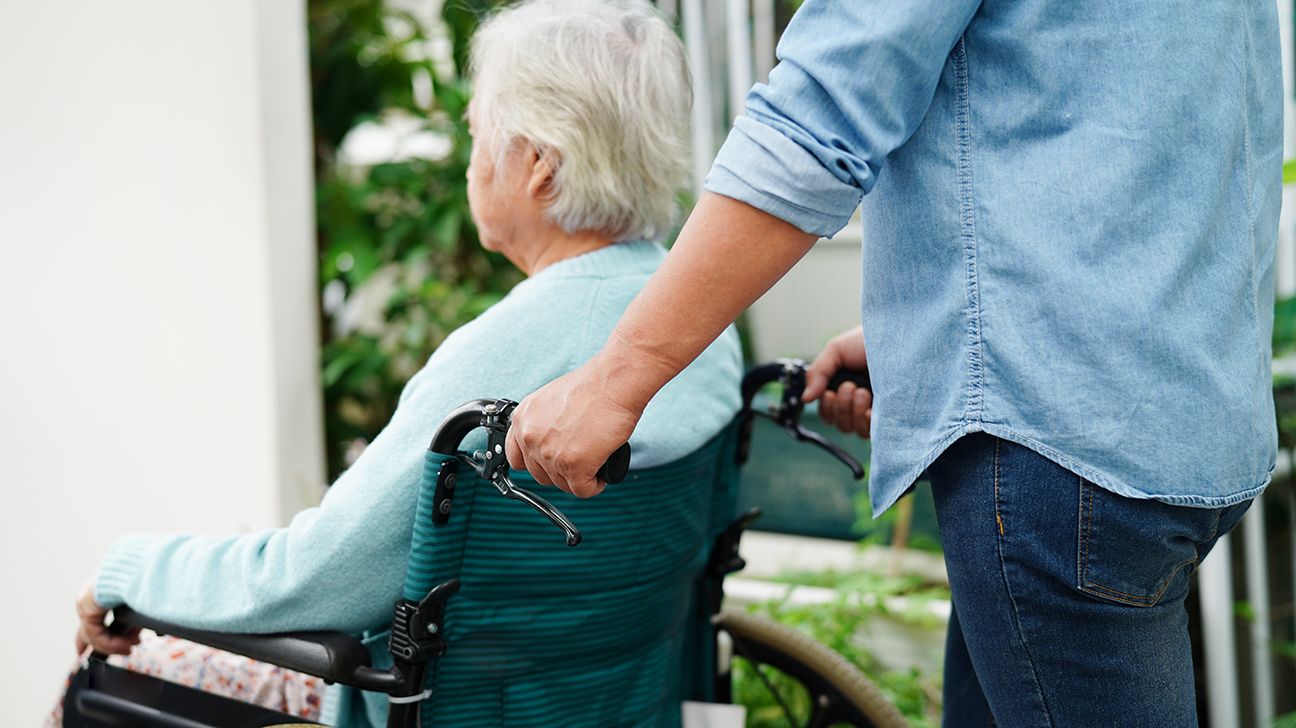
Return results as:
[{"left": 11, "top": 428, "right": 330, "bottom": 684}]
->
[{"left": 525, "top": 145, "right": 557, "bottom": 200}]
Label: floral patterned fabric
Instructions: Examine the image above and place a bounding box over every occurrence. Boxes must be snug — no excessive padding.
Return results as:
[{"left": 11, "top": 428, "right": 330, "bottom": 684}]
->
[{"left": 47, "top": 630, "right": 324, "bottom": 726}]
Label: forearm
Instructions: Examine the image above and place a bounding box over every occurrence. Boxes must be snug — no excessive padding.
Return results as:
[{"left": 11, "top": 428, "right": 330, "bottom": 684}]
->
[
  {"left": 94, "top": 422, "right": 429, "bottom": 633},
  {"left": 94, "top": 512, "right": 405, "bottom": 634},
  {"left": 595, "top": 192, "right": 817, "bottom": 413}
]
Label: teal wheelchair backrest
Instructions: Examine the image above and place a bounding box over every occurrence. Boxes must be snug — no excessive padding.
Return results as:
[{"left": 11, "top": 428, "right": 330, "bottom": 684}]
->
[{"left": 328, "top": 421, "right": 741, "bottom": 728}]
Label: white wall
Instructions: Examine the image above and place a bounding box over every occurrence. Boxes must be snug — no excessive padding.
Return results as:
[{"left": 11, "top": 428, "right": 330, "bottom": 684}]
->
[
  {"left": 747, "top": 219, "right": 864, "bottom": 361},
  {"left": 0, "top": 1, "right": 322, "bottom": 722}
]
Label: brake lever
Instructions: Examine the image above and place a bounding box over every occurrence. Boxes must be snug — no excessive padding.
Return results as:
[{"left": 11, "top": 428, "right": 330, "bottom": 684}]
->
[
  {"left": 786, "top": 422, "right": 866, "bottom": 479},
  {"left": 465, "top": 399, "right": 584, "bottom": 547},
  {"left": 752, "top": 359, "right": 868, "bottom": 480},
  {"left": 492, "top": 473, "right": 582, "bottom": 547},
  {"left": 455, "top": 450, "right": 585, "bottom": 547}
]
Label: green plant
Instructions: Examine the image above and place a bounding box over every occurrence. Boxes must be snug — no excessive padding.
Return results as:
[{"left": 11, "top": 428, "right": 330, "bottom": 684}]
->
[
  {"left": 736, "top": 575, "right": 948, "bottom": 727},
  {"left": 1274, "top": 296, "right": 1296, "bottom": 361},
  {"left": 309, "top": 0, "right": 426, "bottom": 163},
  {"left": 852, "top": 488, "right": 944, "bottom": 553},
  {"left": 310, "top": 0, "right": 514, "bottom": 477}
]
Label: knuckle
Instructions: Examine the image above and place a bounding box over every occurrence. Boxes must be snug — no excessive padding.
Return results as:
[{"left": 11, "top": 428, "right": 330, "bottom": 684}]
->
[{"left": 556, "top": 452, "right": 581, "bottom": 473}]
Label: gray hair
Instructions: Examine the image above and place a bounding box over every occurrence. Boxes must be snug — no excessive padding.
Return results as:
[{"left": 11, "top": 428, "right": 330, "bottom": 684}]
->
[{"left": 470, "top": 0, "right": 692, "bottom": 242}]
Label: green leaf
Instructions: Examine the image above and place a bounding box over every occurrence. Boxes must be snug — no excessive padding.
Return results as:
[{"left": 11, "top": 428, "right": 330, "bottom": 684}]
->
[
  {"left": 1275, "top": 296, "right": 1296, "bottom": 354},
  {"left": 1284, "top": 159, "right": 1296, "bottom": 185},
  {"left": 321, "top": 345, "right": 366, "bottom": 388},
  {"left": 1272, "top": 639, "right": 1296, "bottom": 661},
  {"left": 431, "top": 208, "right": 463, "bottom": 250}
]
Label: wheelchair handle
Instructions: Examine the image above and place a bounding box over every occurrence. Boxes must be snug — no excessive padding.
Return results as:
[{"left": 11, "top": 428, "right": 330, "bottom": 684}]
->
[
  {"left": 428, "top": 398, "right": 631, "bottom": 484},
  {"left": 738, "top": 360, "right": 870, "bottom": 479},
  {"left": 428, "top": 398, "right": 631, "bottom": 547},
  {"left": 827, "top": 369, "right": 871, "bottom": 393},
  {"left": 740, "top": 362, "right": 871, "bottom": 410}
]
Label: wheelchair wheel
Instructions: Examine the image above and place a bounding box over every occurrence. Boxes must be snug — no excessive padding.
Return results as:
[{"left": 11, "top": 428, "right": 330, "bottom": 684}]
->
[{"left": 717, "top": 609, "right": 909, "bottom": 728}]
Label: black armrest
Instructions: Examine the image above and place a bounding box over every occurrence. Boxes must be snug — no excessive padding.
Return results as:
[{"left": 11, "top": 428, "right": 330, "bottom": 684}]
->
[{"left": 111, "top": 606, "right": 399, "bottom": 692}]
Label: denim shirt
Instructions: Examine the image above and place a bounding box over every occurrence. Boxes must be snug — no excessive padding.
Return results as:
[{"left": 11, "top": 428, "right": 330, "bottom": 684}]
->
[{"left": 706, "top": 0, "right": 1281, "bottom": 514}]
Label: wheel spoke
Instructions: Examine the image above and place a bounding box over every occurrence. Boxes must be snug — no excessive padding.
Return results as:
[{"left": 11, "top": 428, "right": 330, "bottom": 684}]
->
[
  {"left": 734, "top": 638, "right": 801, "bottom": 726},
  {"left": 721, "top": 611, "right": 902, "bottom": 728},
  {"left": 758, "top": 665, "right": 802, "bottom": 727}
]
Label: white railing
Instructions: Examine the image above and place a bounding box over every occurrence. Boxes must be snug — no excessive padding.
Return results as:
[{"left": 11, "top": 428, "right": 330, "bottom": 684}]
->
[
  {"left": 655, "top": 0, "right": 778, "bottom": 194},
  {"left": 1199, "top": 473, "right": 1295, "bottom": 728}
]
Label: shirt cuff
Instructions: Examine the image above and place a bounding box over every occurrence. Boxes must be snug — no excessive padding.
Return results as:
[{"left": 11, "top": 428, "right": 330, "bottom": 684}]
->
[
  {"left": 704, "top": 116, "right": 863, "bottom": 238},
  {"left": 94, "top": 533, "right": 159, "bottom": 608}
]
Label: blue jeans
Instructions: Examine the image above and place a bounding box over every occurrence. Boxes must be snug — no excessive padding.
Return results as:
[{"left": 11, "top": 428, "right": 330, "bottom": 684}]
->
[{"left": 927, "top": 434, "right": 1252, "bottom": 727}]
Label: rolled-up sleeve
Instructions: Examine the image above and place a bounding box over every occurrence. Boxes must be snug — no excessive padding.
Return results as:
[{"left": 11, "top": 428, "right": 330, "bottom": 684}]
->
[{"left": 705, "top": 0, "right": 982, "bottom": 237}]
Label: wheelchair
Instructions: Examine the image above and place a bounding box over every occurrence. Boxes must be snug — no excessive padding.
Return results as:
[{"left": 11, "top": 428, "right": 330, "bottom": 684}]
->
[{"left": 63, "top": 362, "right": 908, "bottom": 728}]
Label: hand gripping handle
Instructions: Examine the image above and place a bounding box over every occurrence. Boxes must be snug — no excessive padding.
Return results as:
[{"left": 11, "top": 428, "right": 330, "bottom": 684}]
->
[
  {"left": 429, "top": 399, "right": 631, "bottom": 484},
  {"left": 826, "top": 368, "right": 871, "bottom": 393},
  {"left": 428, "top": 399, "right": 633, "bottom": 547}
]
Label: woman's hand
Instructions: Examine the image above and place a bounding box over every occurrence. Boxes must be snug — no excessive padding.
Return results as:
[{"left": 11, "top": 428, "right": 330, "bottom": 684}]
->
[
  {"left": 803, "top": 326, "right": 873, "bottom": 438},
  {"left": 506, "top": 357, "right": 643, "bottom": 498},
  {"left": 75, "top": 583, "right": 140, "bottom": 655}
]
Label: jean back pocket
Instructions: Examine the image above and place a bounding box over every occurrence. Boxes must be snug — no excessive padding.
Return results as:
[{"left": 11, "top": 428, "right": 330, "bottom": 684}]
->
[{"left": 1077, "top": 480, "right": 1236, "bottom": 607}]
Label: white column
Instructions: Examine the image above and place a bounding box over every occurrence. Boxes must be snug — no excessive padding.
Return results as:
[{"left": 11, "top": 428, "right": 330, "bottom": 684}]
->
[
  {"left": 682, "top": 0, "right": 714, "bottom": 194},
  {"left": 1242, "top": 497, "right": 1275, "bottom": 727},
  {"left": 256, "top": 0, "right": 327, "bottom": 520},
  {"left": 1278, "top": 0, "right": 1296, "bottom": 296},
  {"left": 1199, "top": 536, "right": 1242, "bottom": 728},
  {"left": 726, "top": 0, "right": 753, "bottom": 118},
  {"left": 753, "top": 0, "right": 776, "bottom": 83},
  {"left": 0, "top": 0, "right": 322, "bottom": 722}
]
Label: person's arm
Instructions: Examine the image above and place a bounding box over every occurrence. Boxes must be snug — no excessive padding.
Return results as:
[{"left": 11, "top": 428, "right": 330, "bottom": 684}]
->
[
  {"left": 506, "top": 0, "right": 981, "bottom": 496},
  {"left": 78, "top": 369, "right": 468, "bottom": 649},
  {"left": 505, "top": 195, "right": 813, "bottom": 494}
]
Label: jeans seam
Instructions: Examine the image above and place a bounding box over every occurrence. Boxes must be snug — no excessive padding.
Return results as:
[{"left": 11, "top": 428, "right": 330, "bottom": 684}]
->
[
  {"left": 1204, "top": 507, "right": 1223, "bottom": 545},
  {"left": 1081, "top": 480, "right": 1094, "bottom": 589},
  {"left": 1075, "top": 478, "right": 1084, "bottom": 590},
  {"left": 1078, "top": 478, "right": 1201, "bottom": 607},
  {"left": 1081, "top": 568, "right": 1195, "bottom": 607},
  {"left": 993, "top": 441, "right": 1004, "bottom": 536},
  {"left": 991, "top": 439, "right": 1056, "bottom": 726},
  {"left": 1193, "top": 508, "right": 1227, "bottom": 567}
]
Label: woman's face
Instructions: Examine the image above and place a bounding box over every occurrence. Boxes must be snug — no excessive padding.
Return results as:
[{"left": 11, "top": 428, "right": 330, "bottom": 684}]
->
[{"left": 466, "top": 102, "right": 527, "bottom": 255}]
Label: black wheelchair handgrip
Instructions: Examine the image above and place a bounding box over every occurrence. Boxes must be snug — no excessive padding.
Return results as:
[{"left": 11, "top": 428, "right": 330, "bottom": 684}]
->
[
  {"left": 827, "top": 368, "right": 871, "bottom": 393},
  {"left": 429, "top": 399, "right": 498, "bottom": 455},
  {"left": 597, "top": 443, "right": 632, "bottom": 484}
]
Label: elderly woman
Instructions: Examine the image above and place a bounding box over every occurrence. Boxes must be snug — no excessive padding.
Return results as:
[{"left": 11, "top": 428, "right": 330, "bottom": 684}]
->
[{"left": 54, "top": 1, "right": 740, "bottom": 725}]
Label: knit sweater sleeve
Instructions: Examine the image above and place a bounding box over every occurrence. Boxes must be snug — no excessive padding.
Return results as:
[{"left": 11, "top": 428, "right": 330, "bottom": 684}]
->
[{"left": 93, "top": 342, "right": 486, "bottom": 635}]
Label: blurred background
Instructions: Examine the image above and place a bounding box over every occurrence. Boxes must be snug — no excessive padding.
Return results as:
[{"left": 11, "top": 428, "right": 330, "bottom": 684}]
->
[{"left": 2, "top": 1, "right": 1294, "bottom": 725}]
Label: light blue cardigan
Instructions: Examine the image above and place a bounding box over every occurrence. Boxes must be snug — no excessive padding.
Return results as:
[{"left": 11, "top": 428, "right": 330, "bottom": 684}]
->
[{"left": 94, "top": 240, "right": 742, "bottom": 655}]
